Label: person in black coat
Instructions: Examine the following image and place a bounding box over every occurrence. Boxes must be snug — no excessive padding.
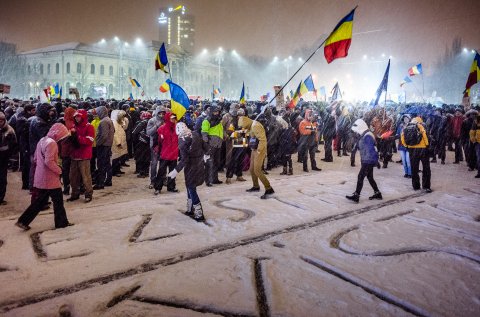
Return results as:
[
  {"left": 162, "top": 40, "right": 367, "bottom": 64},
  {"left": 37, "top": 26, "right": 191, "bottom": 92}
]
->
[
  {"left": 168, "top": 122, "right": 208, "bottom": 222},
  {"left": 132, "top": 111, "right": 152, "bottom": 178}
]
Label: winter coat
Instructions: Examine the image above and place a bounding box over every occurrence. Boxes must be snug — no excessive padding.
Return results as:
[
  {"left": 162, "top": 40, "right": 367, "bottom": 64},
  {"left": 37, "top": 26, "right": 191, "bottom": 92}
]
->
[
  {"left": 396, "top": 123, "right": 408, "bottom": 151},
  {"left": 194, "top": 112, "right": 207, "bottom": 133},
  {"left": 279, "top": 127, "right": 297, "bottom": 155},
  {"left": 29, "top": 104, "right": 52, "bottom": 155},
  {"left": 157, "top": 112, "right": 178, "bottom": 161},
  {"left": 299, "top": 111, "right": 318, "bottom": 147},
  {"left": 322, "top": 114, "right": 336, "bottom": 140},
  {"left": 71, "top": 109, "right": 95, "bottom": 160},
  {"left": 111, "top": 110, "right": 128, "bottom": 160},
  {"left": 201, "top": 114, "right": 223, "bottom": 149},
  {"left": 470, "top": 118, "right": 480, "bottom": 143},
  {"left": 351, "top": 119, "right": 378, "bottom": 165},
  {"left": 15, "top": 111, "right": 30, "bottom": 156},
  {"left": 451, "top": 115, "right": 463, "bottom": 139},
  {"left": 146, "top": 107, "right": 165, "bottom": 149},
  {"left": 95, "top": 106, "right": 114, "bottom": 147},
  {"left": 401, "top": 117, "right": 429, "bottom": 149},
  {"left": 461, "top": 117, "right": 474, "bottom": 143},
  {"left": 132, "top": 119, "right": 151, "bottom": 163},
  {"left": 239, "top": 116, "right": 267, "bottom": 154},
  {"left": 0, "top": 114, "right": 17, "bottom": 160},
  {"left": 175, "top": 131, "right": 206, "bottom": 188},
  {"left": 33, "top": 123, "right": 70, "bottom": 189}
]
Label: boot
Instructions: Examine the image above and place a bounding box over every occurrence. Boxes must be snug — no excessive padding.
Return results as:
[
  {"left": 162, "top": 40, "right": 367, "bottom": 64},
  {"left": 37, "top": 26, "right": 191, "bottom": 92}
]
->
[
  {"left": 368, "top": 191, "right": 382, "bottom": 200},
  {"left": 191, "top": 203, "right": 205, "bottom": 221},
  {"left": 246, "top": 187, "right": 260, "bottom": 192},
  {"left": 346, "top": 192, "right": 360, "bottom": 203},
  {"left": 185, "top": 198, "right": 193, "bottom": 216},
  {"left": 236, "top": 176, "right": 246, "bottom": 182},
  {"left": 312, "top": 166, "right": 322, "bottom": 171},
  {"left": 287, "top": 167, "right": 293, "bottom": 175},
  {"left": 63, "top": 185, "right": 70, "bottom": 195},
  {"left": 226, "top": 178, "right": 232, "bottom": 184},
  {"left": 280, "top": 167, "right": 288, "bottom": 175},
  {"left": 261, "top": 188, "right": 275, "bottom": 199}
]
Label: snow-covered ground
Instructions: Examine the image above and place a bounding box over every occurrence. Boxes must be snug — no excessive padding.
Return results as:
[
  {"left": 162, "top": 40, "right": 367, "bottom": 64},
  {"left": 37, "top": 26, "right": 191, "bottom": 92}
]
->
[{"left": 0, "top": 151, "right": 479, "bottom": 317}]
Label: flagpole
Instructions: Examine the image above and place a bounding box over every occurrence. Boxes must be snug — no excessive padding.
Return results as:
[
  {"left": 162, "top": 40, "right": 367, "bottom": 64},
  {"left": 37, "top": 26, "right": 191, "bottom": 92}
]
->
[
  {"left": 167, "top": 64, "right": 173, "bottom": 82},
  {"left": 421, "top": 71, "right": 424, "bottom": 101},
  {"left": 266, "top": 6, "right": 358, "bottom": 108}
]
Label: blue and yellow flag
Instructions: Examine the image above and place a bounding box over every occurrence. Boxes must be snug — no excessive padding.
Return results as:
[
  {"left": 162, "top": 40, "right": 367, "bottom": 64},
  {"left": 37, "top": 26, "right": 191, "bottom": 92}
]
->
[
  {"left": 168, "top": 80, "right": 189, "bottom": 119},
  {"left": 304, "top": 74, "right": 315, "bottom": 92},
  {"left": 129, "top": 92, "right": 134, "bottom": 101},
  {"left": 129, "top": 77, "right": 141, "bottom": 88},
  {"left": 239, "top": 82, "right": 246, "bottom": 104},
  {"left": 155, "top": 42, "right": 169, "bottom": 73}
]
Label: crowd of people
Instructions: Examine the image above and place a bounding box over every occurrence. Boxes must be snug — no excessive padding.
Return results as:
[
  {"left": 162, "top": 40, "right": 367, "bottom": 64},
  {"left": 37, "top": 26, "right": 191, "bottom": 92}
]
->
[{"left": 1, "top": 96, "right": 479, "bottom": 229}]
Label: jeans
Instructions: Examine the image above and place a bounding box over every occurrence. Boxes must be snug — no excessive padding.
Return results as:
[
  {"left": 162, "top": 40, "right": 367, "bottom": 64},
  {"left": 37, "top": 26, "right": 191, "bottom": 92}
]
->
[
  {"left": 18, "top": 188, "right": 69, "bottom": 228},
  {"left": 96, "top": 145, "right": 112, "bottom": 186},
  {"left": 399, "top": 150, "right": 411, "bottom": 176},
  {"left": 355, "top": 163, "right": 379, "bottom": 194},
  {"left": 187, "top": 186, "right": 200, "bottom": 205},
  {"left": 409, "top": 148, "right": 431, "bottom": 190}
]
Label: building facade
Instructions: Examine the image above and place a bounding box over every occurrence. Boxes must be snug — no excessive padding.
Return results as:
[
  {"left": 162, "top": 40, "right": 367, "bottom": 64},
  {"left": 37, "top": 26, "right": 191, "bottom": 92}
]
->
[{"left": 20, "top": 41, "right": 217, "bottom": 100}]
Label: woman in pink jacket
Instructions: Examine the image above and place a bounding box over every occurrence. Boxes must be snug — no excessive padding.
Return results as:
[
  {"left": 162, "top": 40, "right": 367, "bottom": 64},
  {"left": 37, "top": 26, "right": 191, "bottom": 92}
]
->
[{"left": 16, "top": 123, "right": 72, "bottom": 230}]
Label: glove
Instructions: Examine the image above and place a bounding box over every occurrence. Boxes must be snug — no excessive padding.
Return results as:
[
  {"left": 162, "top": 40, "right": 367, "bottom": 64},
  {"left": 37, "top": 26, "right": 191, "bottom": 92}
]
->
[
  {"left": 168, "top": 169, "right": 178, "bottom": 179},
  {"left": 203, "top": 154, "right": 210, "bottom": 162}
]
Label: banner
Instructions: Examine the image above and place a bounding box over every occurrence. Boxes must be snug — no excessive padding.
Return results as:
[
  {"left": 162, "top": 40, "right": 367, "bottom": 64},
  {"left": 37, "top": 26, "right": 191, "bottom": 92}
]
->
[{"left": 273, "top": 85, "right": 285, "bottom": 110}]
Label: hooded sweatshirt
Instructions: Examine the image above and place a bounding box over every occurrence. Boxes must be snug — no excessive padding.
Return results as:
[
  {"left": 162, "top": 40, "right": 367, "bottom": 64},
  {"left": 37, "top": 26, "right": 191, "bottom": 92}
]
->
[
  {"left": 351, "top": 119, "right": 378, "bottom": 165},
  {"left": 111, "top": 110, "right": 128, "bottom": 159},
  {"left": 239, "top": 116, "right": 267, "bottom": 153},
  {"left": 33, "top": 123, "right": 70, "bottom": 189},
  {"left": 71, "top": 109, "right": 95, "bottom": 160},
  {"left": 95, "top": 106, "right": 114, "bottom": 147},
  {"left": 157, "top": 112, "right": 178, "bottom": 160}
]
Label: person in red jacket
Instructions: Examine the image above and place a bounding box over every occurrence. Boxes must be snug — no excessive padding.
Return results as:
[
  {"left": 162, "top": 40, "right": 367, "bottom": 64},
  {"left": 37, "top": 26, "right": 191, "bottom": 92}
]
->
[
  {"left": 451, "top": 108, "right": 464, "bottom": 163},
  {"left": 154, "top": 112, "right": 179, "bottom": 194},
  {"left": 67, "top": 109, "right": 95, "bottom": 203}
]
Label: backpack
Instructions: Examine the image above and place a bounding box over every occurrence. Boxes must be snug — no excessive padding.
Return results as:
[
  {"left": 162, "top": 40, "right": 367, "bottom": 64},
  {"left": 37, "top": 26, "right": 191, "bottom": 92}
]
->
[{"left": 403, "top": 123, "right": 423, "bottom": 146}]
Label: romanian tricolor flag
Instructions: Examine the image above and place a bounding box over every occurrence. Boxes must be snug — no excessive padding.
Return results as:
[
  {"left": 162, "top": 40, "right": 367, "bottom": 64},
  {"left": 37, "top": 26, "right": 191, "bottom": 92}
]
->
[
  {"left": 400, "top": 76, "right": 412, "bottom": 87},
  {"left": 129, "top": 77, "right": 141, "bottom": 88},
  {"left": 155, "top": 43, "right": 169, "bottom": 73},
  {"left": 288, "top": 81, "right": 302, "bottom": 108},
  {"left": 324, "top": 8, "right": 356, "bottom": 64},
  {"left": 159, "top": 81, "right": 170, "bottom": 93},
  {"left": 239, "top": 82, "right": 246, "bottom": 104},
  {"left": 213, "top": 88, "right": 221, "bottom": 95},
  {"left": 464, "top": 52, "right": 480, "bottom": 98},
  {"left": 408, "top": 63, "right": 423, "bottom": 76},
  {"left": 168, "top": 80, "right": 190, "bottom": 120}
]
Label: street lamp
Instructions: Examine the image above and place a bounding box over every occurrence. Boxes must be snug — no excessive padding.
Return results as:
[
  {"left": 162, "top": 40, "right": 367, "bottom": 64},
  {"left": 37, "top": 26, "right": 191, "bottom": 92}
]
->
[{"left": 215, "top": 48, "right": 224, "bottom": 89}]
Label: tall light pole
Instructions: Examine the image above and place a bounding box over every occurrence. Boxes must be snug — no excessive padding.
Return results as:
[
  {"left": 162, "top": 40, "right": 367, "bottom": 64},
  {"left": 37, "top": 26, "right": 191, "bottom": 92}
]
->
[{"left": 215, "top": 47, "right": 224, "bottom": 89}]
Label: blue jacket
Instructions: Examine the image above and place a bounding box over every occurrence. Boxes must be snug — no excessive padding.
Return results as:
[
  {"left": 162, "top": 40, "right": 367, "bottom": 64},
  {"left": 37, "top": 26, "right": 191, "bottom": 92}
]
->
[{"left": 358, "top": 132, "right": 378, "bottom": 165}]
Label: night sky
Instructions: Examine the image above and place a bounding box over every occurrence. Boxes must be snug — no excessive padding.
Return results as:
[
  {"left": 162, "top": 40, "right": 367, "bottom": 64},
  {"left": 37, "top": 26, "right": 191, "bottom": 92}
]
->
[{"left": 2, "top": 0, "right": 479, "bottom": 64}]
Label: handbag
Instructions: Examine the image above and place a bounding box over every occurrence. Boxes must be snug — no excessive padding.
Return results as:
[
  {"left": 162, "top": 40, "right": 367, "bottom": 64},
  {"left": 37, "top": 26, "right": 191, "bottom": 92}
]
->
[{"left": 248, "top": 137, "right": 259, "bottom": 150}]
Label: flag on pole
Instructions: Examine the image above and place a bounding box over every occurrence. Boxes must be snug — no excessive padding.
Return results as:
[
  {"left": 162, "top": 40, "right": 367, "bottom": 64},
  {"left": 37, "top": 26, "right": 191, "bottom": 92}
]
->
[
  {"left": 41, "top": 89, "right": 50, "bottom": 103},
  {"left": 168, "top": 80, "right": 190, "bottom": 120},
  {"left": 463, "top": 52, "right": 480, "bottom": 97},
  {"left": 408, "top": 63, "right": 422, "bottom": 76},
  {"left": 303, "top": 74, "right": 315, "bottom": 92},
  {"left": 129, "top": 77, "right": 141, "bottom": 88},
  {"left": 50, "top": 85, "right": 55, "bottom": 97},
  {"left": 400, "top": 76, "right": 412, "bottom": 87},
  {"left": 373, "top": 59, "right": 390, "bottom": 106},
  {"left": 299, "top": 81, "right": 308, "bottom": 96},
  {"left": 155, "top": 42, "right": 169, "bottom": 73},
  {"left": 59, "top": 87, "right": 62, "bottom": 98},
  {"left": 129, "top": 92, "right": 134, "bottom": 101},
  {"left": 213, "top": 88, "right": 221, "bottom": 95},
  {"left": 324, "top": 8, "right": 356, "bottom": 64},
  {"left": 319, "top": 86, "right": 326, "bottom": 96},
  {"left": 239, "top": 82, "right": 246, "bottom": 104},
  {"left": 141, "top": 90, "right": 145, "bottom": 97},
  {"left": 159, "top": 81, "right": 170, "bottom": 93},
  {"left": 288, "top": 81, "right": 302, "bottom": 108},
  {"left": 54, "top": 83, "right": 60, "bottom": 96},
  {"left": 331, "top": 82, "right": 342, "bottom": 100}
]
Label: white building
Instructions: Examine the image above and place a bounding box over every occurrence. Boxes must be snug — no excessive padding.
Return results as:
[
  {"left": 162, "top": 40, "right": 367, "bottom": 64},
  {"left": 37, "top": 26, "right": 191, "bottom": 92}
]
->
[{"left": 20, "top": 41, "right": 218, "bottom": 100}]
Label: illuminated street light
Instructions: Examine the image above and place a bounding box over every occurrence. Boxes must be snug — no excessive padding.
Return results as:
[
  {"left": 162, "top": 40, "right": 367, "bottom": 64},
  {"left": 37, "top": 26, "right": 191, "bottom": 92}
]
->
[
  {"left": 463, "top": 48, "right": 468, "bottom": 52},
  {"left": 114, "top": 36, "right": 119, "bottom": 42},
  {"left": 135, "top": 38, "right": 143, "bottom": 45},
  {"left": 298, "top": 57, "right": 303, "bottom": 62},
  {"left": 288, "top": 56, "right": 292, "bottom": 60},
  {"left": 218, "top": 47, "right": 223, "bottom": 52},
  {"left": 363, "top": 54, "right": 367, "bottom": 59},
  {"left": 100, "top": 39, "right": 106, "bottom": 44},
  {"left": 381, "top": 53, "right": 386, "bottom": 57},
  {"left": 472, "top": 50, "right": 476, "bottom": 54},
  {"left": 124, "top": 42, "right": 129, "bottom": 47},
  {"left": 273, "top": 56, "right": 278, "bottom": 62}
]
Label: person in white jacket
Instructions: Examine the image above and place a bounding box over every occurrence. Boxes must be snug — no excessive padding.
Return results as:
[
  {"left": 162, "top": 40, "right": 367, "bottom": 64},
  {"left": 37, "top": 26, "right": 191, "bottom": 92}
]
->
[{"left": 111, "top": 110, "right": 128, "bottom": 176}]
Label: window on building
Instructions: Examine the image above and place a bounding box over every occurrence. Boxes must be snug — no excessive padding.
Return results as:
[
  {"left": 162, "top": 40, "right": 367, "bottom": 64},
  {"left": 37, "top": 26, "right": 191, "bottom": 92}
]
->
[
  {"left": 66, "top": 63, "right": 70, "bottom": 74},
  {"left": 100, "top": 65, "right": 105, "bottom": 75},
  {"left": 109, "top": 66, "right": 113, "bottom": 76},
  {"left": 39, "top": 64, "right": 44, "bottom": 75},
  {"left": 55, "top": 63, "right": 60, "bottom": 74},
  {"left": 128, "top": 67, "right": 132, "bottom": 76},
  {"left": 47, "top": 64, "right": 51, "bottom": 74},
  {"left": 77, "top": 63, "right": 82, "bottom": 73},
  {"left": 90, "top": 64, "right": 95, "bottom": 74},
  {"left": 135, "top": 69, "right": 139, "bottom": 78},
  {"left": 28, "top": 65, "right": 31, "bottom": 75}
]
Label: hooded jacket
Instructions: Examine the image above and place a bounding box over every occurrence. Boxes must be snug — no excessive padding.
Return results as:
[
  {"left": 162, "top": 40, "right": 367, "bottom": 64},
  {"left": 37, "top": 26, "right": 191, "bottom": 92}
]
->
[
  {"left": 239, "top": 116, "right": 267, "bottom": 153},
  {"left": 157, "top": 112, "right": 178, "bottom": 161},
  {"left": 351, "top": 119, "right": 378, "bottom": 165},
  {"left": 95, "top": 106, "right": 114, "bottom": 147},
  {"left": 71, "top": 109, "right": 95, "bottom": 160},
  {"left": 111, "top": 110, "right": 128, "bottom": 159},
  {"left": 146, "top": 106, "right": 165, "bottom": 148},
  {"left": 33, "top": 123, "right": 70, "bottom": 189},
  {"left": 29, "top": 103, "right": 52, "bottom": 155},
  {"left": 298, "top": 109, "right": 318, "bottom": 146}
]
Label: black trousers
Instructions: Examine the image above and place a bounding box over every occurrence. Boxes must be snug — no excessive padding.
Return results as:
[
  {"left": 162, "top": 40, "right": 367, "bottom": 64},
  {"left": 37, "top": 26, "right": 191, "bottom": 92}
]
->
[
  {"left": 282, "top": 154, "right": 293, "bottom": 169},
  {"left": 20, "top": 150, "right": 30, "bottom": 189},
  {"left": 303, "top": 144, "right": 318, "bottom": 170},
  {"left": 154, "top": 159, "right": 177, "bottom": 191},
  {"left": 18, "top": 188, "right": 69, "bottom": 228},
  {"left": 454, "top": 138, "right": 463, "bottom": 162},
  {"left": 205, "top": 147, "right": 220, "bottom": 184},
  {"left": 435, "top": 139, "right": 446, "bottom": 162},
  {"left": 96, "top": 146, "right": 112, "bottom": 186},
  {"left": 324, "top": 138, "right": 333, "bottom": 161},
  {"left": 409, "top": 148, "right": 431, "bottom": 190},
  {"left": 62, "top": 157, "right": 71, "bottom": 190},
  {"left": 0, "top": 157, "right": 8, "bottom": 202},
  {"left": 355, "top": 163, "right": 379, "bottom": 194},
  {"left": 226, "top": 147, "right": 245, "bottom": 179}
]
